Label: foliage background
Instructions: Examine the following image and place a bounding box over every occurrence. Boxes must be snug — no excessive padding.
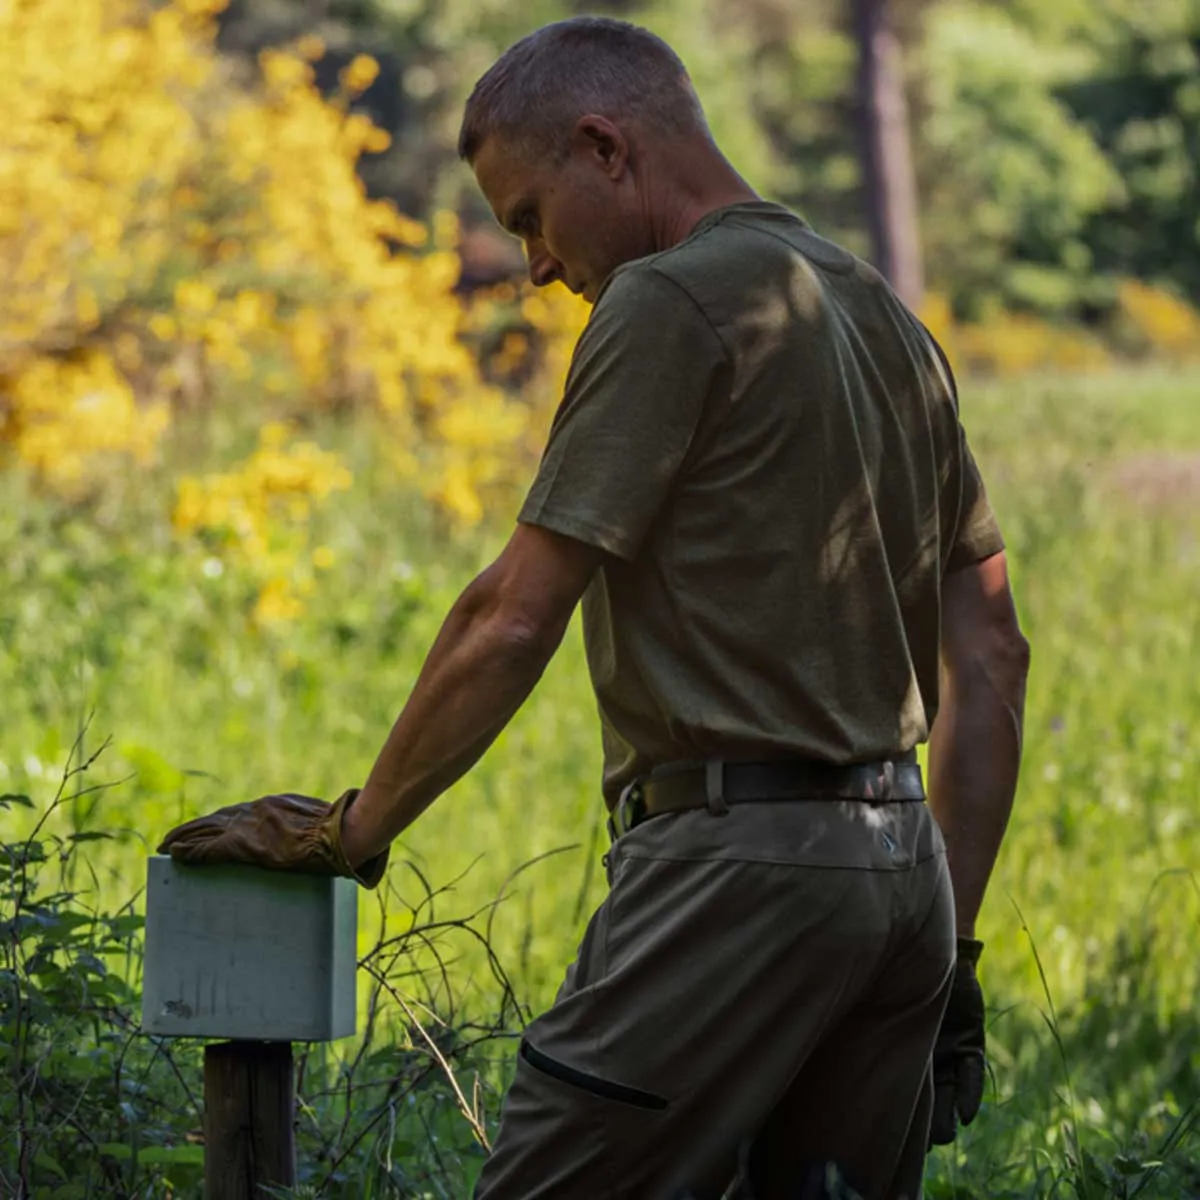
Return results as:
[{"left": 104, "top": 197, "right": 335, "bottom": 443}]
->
[{"left": 2, "top": 0, "right": 1199, "bottom": 1196}]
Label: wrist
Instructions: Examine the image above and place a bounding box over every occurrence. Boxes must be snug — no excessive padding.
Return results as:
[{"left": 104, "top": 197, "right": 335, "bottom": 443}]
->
[
  {"left": 956, "top": 935, "right": 985, "bottom": 965},
  {"left": 338, "top": 789, "right": 377, "bottom": 868},
  {"left": 334, "top": 789, "right": 391, "bottom": 889}
]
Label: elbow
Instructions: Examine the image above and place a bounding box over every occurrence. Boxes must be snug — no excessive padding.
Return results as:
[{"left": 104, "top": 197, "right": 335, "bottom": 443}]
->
[
  {"left": 492, "top": 606, "right": 567, "bottom": 662},
  {"left": 998, "top": 621, "right": 1031, "bottom": 680},
  {"left": 945, "top": 613, "right": 1030, "bottom": 707},
  {"left": 461, "top": 570, "right": 568, "bottom": 663},
  {"left": 981, "top": 618, "right": 1031, "bottom": 714},
  {"left": 1016, "top": 629, "right": 1031, "bottom": 679}
]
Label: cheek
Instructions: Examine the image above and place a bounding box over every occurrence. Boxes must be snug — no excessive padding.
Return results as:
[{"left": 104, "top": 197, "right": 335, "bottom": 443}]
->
[
  {"left": 546, "top": 189, "right": 635, "bottom": 271},
  {"left": 579, "top": 198, "right": 632, "bottom": 264}
]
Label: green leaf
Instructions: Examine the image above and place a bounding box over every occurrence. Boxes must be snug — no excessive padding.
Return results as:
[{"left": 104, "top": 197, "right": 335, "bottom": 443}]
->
[
  {"left": 97, "top": 1142, "right": 203, "bottom": 1167},
  {"left": 0, "top": 793, "right": 34, "bottom": 809},
  {"left": 49, "top": 911, "right": 95, "bottom": 935},
  {"left": 1113, "top": 1153, "right": 1162, "bottom": 1175},
  {"left": 118, "top": 743, "right": 186, "bottom": 794},
  {"left": 134, "top": 1144, "right": 205, "bottom": 1165},
  {"left": 67, "top": 831, "right": 113, "bottom": 843},
  {"left": 73, "top": 951, "right": 108, "bottom": 976},
  {"left": 105, "top": 913, "right": 144, "bottom": 937},
  {"left": 37, "top": 727, "right": 63, "bottom": 768},
  {"left": 34, "top": 1151, "right": 67, "bottom": 1179}
]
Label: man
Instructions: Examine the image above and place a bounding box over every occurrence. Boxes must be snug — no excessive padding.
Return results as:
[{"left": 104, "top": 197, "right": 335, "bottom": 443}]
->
[{"left": 159, "top": 17, "right": 1030, "bottom": 1199}]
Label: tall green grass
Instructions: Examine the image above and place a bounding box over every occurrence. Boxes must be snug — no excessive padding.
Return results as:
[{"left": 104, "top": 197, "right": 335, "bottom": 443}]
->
[{"left": 2, "top": 366, "right": 1199, "bottom": 1195}]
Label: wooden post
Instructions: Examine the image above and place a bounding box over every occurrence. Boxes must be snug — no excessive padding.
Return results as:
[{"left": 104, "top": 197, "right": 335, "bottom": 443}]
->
[
  {"left": 204, "top": 1041, "right": 296, "bottom": 1199},
  {"left": 142, "top": 858, "right": 360, "bottom": 1195}
]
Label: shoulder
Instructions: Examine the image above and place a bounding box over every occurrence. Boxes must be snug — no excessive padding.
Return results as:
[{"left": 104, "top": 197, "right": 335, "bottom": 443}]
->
[
  {"left": 592, "top": 254, "right": 702, "bottom": 315},
  {"left": 600, "top": 218, "right": 750, "bottom": 314},
  {"left": 598, "top": 205, "right": 864, "bottom": 338},
  {"left": 585, "top": 256, "right": 726, "bottom": 356}
]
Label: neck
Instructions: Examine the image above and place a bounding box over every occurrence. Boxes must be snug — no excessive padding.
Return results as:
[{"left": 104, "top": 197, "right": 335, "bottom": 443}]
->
[{"left": 643, "top": 139, "right": 761, "bottom": 252}]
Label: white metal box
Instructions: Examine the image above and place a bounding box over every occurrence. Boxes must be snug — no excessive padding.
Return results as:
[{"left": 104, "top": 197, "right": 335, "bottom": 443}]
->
[{"left": 141, "top": 855, "right": 357, "bottom": 1041}]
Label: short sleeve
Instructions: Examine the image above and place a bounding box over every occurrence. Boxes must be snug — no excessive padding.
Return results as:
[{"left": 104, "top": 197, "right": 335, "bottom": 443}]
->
[
  {"left": 947, "top": 436, "right": 1005, "bottom": 571},
  {"left": 921, "top": 324, "right": 1006, "bottom": 572},
  {"left": 518, "top": 265, "right": 727, "bottom": 561}
]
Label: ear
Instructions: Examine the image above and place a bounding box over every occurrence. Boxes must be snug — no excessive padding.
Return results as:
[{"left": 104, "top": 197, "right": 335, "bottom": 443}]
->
[{"left": 572, "top": 115, "right": 629, "bottom": 180}]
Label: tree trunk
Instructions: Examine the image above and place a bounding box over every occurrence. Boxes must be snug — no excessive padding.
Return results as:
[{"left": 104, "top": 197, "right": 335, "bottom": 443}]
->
[{"left": 853, "top": 0, "right": 925, "bottom": 310}]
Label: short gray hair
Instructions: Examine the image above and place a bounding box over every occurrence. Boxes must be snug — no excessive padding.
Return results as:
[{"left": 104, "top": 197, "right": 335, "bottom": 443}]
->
[{"left": 458, "top": 17, "right": 708, "bottom": 163}]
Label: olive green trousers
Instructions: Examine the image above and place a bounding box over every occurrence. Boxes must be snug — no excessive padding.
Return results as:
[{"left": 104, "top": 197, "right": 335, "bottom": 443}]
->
[{"left": 475, "top": 799, "right": 955, "bottom": 1200}]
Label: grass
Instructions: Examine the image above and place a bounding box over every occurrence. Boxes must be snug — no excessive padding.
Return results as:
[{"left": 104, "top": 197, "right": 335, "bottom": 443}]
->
[{"left": 2, "top": 364, "right": 1199, "bottom": 1196}]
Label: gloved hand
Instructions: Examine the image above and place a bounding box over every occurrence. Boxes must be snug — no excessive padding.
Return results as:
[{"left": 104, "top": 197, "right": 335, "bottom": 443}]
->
[
  {"left": 157, "top": 788, "right": 389, "bottom": 889},
  {"left": 929, "top": 936, "right": 986, "bottom": 1146}
]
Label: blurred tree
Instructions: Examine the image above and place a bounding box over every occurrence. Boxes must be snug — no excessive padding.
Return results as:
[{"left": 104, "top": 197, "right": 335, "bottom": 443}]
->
[
  {"left": 912, "top": 1, "right": 1120, "bottom": 318},
  {"left": 852, "top": 0, "right": 924, "bottom": 307},
  {"left": 209, "top": 0, "right": 1200, "bottom": 320},
  {"left": 1057, "top": 0, "right": 1200, "bottom": 302}
]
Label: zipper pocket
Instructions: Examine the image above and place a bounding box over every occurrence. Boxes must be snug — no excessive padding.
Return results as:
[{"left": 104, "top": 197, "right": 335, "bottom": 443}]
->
[{"left": 520, "top": 1040, "right": 669, "bottom": 1111}]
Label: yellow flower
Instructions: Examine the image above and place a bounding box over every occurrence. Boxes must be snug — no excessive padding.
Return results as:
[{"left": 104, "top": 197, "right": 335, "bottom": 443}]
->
[
  {"left": 259, "top": 49, "right": 312, "bottom": 91},
  {"left": 176, "top": 0, "right": 229, "bottom": 16},
  {"left": 76, "top": 289, "right": 100, "bottom": 328},
  {"left": 174, "top": 279, "right": 217, "bottom": 314},
  {"left": 1118, "top": 280, "right": 1200, "bottom": 360},
  {"left": 340, "top": 54, "right": 379, "bottom": 96},
  {"left": 431, "top": 460, "right": 484, "bottom": 526},
  {"left": 294, "top": 35, "right": 325, "bottom": 61},
  {"left": 363, "top": 127, "right": 391, "bottom": 154},
  {"left": 259, "top": 421, "right": 291, "bottom": 449},
  {"left": 253, "top": 577, "right": 304, "bottom": 625}
]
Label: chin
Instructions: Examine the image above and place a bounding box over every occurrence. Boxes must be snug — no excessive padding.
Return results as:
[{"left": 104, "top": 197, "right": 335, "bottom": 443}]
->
[{"left": 580, "top": 276, "right": 605, "bottom": 304}]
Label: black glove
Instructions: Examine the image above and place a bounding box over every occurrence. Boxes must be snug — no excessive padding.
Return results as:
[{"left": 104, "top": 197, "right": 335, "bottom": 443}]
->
[{"left": 929, "top": 936, "right": 986, "bottom": 1146}]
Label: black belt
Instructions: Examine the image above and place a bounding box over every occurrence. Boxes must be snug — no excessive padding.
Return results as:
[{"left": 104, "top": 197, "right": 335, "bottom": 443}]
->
[{"left": 607, "top": 756, "right": 925, "bottom": 841}]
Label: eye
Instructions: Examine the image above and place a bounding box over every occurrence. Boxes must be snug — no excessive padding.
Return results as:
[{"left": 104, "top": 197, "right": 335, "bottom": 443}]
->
[{"left": 513, "top": 209, "right": 538, "bottom": 239}]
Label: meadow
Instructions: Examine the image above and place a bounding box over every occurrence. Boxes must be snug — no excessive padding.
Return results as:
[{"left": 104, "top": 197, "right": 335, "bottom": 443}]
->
[{"left": 3, "top": 363, "right": 1199, "bottom": 1197}]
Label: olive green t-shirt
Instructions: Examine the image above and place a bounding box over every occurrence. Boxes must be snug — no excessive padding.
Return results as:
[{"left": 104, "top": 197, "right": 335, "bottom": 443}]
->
[{"left": 519, "top": 202, "right": 1004, "bottom": 805}]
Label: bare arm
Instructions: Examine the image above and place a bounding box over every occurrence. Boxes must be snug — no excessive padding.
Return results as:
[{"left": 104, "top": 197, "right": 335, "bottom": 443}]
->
[
  {"left": 339, "top": 523, "right": 604, "bottom": 866},
  {"left": 928, "top": 550, "right": 1031, "bottom": 938}
]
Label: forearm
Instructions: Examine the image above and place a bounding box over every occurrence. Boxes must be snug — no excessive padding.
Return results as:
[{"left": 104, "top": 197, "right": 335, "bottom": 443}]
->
[
  {"left": 927, "top": 641, "right": 1029, "bottom": 937},
  {"left": 342, "top": 571, "right": 566, "bottom": 864}
]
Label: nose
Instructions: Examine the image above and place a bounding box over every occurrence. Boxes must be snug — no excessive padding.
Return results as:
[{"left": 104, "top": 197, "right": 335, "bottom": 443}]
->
[{"left": 526, "top": 242, "right": 563, "bottom": 289}]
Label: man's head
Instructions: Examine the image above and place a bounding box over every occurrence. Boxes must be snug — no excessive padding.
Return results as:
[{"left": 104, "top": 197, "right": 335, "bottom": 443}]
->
[{"left": 459, "top": 18, "right": 716, "bottom": 303}]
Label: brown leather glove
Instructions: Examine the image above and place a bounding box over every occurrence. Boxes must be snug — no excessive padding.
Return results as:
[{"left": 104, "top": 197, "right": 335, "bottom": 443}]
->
[
  {"left": 929, "top": 936, "right": 986, "bottom": 1146},
  {"left": 156, "top": 789, "right": 389, "bottom": 889}
]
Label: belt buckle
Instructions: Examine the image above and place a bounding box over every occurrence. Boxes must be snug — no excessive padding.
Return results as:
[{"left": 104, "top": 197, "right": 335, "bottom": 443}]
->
[{"left": 607, "top": 779, "right": 646, "bottom": 842}]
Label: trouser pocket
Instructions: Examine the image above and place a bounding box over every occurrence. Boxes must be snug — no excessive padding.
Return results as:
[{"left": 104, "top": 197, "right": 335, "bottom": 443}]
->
[{"left": 520, "top": 1039, "right": 669, "bottom": 1111}]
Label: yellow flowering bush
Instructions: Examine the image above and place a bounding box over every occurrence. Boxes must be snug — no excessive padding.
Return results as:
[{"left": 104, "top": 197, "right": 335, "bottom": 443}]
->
[
  {"left": 1115, "top": 280, "right": 1200, "bottom": 362},
  {"left": 954, "top": 312, "right": 1111, "bottom": 377},
  {"left": 0, "top": 0, "right": 592, "bottom": 619},
  {"left": 173, "top": 423, "right": 352, "bottom": 625},
  {"left": 0, "top": 0, "right": 572, "bottom": 526},
  {"left": 923, "top": 283, "right": 1200, "bottom": 378},
  {"left": 919, "top": 293, "right": 1111, "bottom": 378},
  {"left": 5, "top": 351, "right": 170, "bottom": 490}
]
